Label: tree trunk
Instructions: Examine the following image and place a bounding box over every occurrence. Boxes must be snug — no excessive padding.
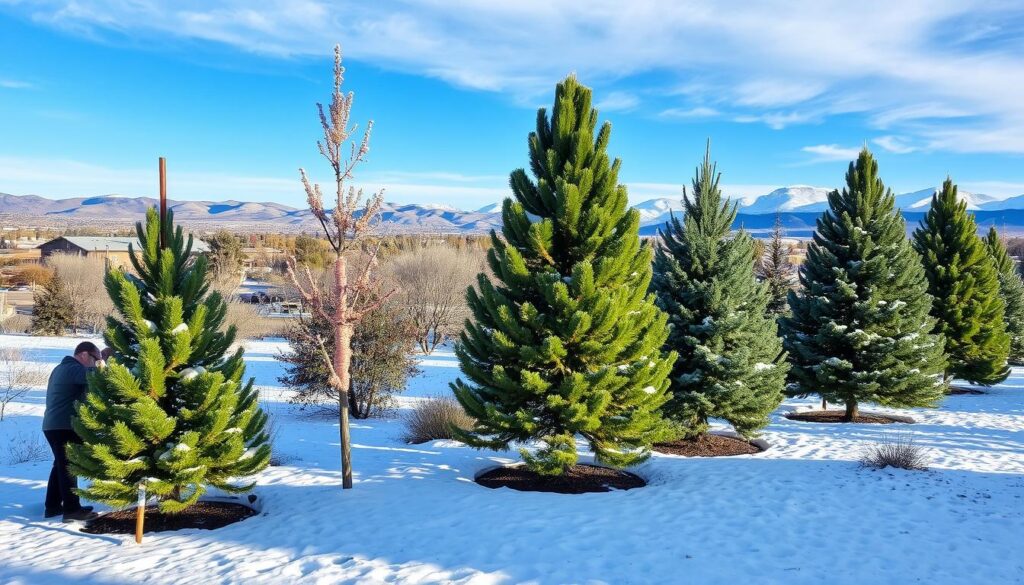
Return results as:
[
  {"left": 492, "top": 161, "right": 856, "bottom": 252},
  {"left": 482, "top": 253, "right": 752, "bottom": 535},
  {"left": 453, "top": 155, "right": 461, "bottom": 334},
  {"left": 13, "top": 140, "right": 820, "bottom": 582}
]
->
[
  {"left": 821, "top": 397, "right": 827, "bottom": 410},
  {"left": 844, "top": 400, "right": 858, "bottom": 422},
  {"left": 332, "top": 255, "right": 355, "bottom": 489}
]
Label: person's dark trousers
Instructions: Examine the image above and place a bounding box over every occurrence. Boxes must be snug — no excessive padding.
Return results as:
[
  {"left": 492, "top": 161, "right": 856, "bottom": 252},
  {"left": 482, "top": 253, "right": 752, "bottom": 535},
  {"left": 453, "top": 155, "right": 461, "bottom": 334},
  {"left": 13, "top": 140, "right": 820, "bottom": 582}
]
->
[{"left": 43, "top": 429, "right": 83, "bottom": 513}]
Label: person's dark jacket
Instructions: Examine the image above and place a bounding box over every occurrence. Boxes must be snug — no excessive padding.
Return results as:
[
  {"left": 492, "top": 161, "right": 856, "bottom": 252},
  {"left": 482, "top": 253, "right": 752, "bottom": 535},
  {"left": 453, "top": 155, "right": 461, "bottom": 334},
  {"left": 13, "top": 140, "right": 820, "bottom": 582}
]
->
[{"left": 42, "top": 356, "right": 93, "bottom": 431}]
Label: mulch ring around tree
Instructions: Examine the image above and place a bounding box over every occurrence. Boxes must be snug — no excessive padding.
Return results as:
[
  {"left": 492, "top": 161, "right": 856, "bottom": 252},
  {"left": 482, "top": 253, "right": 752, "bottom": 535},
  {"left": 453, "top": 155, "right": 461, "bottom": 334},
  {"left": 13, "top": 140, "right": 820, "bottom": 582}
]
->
[
  {"left": 784, "top": 410, "right": 914, "bottom": 424},
  {"left": 948, "top": 385, "right": 986, "bottom": 395},
  {"left": 653, "top": 433, "right": 763, "bottom": 457},
  {"left": 476, "top": 464, "right": 645, "bottom": 494},
  {"left": 81, "top": 501, "right": 257, "bottom": 535}
]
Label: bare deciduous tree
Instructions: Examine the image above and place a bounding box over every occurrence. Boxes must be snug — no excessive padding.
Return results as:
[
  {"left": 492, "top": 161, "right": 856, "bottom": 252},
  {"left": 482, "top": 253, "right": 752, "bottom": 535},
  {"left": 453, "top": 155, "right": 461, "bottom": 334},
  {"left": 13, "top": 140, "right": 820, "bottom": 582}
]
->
[
  {"left": 386, "top": 246, "right": 485, "bottom": 354},
  {"left": 0, "top": 347, "right": 47, "bottom": 421},
  {"left": 46, "top": 253, "right": 113, "bottom": 334},
  {"left": 285, "top": 44, "right": 395, "bottom": 489}
]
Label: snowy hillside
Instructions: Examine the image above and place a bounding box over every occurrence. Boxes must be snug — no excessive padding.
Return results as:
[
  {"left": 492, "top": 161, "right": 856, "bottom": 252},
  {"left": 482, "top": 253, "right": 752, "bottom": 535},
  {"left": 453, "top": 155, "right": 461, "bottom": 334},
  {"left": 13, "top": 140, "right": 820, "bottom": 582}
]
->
[
  {"left": 738, "top": 185, "right": 833, "bottom": 214},
  {"left": 1, "top": 334, "right": 1022, "bottom": 584}
]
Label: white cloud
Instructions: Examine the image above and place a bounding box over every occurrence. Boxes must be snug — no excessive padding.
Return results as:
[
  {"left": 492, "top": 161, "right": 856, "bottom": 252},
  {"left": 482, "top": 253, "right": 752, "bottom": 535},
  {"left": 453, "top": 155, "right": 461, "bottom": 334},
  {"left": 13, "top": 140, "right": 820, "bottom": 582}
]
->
[
  {"left": 596, "top": 91, "right": 640, "bottom": 112},
  {"left": 800, "top": 144, "right": 861, "bottom": 163},
  {"left": 0, "top": 79, "right": 34, "bottom": 89},
  {"left": 659, "top": 106, "right": 718, "bottom": 119},
  {"left": 9, "top": 1, "right": 1024, "bottom": 153},
  {"left": 873, "top": 135, "right": 918, "bottom": 154}
]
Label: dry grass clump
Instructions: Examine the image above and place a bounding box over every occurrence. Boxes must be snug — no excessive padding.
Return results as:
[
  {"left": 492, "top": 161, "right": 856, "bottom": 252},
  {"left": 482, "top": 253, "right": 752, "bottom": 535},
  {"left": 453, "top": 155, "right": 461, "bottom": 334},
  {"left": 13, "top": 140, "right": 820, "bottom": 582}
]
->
[
  {"left": 861, "top": 434, "right": 929, "bottom": 471},
  {"left": 402, "top": 396, "right": 475, "bottom": 444}
]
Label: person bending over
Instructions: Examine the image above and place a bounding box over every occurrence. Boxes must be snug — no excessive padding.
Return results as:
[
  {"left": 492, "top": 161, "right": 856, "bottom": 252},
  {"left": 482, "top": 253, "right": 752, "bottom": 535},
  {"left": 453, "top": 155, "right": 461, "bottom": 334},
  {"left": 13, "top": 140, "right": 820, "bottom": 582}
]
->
[{"left": 41, "top": 341, "right": 104, "bottom": 522}]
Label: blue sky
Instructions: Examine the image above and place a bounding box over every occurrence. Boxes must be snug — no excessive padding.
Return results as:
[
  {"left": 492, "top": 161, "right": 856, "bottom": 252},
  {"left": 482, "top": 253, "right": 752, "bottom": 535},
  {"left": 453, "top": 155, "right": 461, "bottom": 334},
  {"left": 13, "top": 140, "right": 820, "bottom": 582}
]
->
[{"left": 2, "top": 1, "right": 1023, "bottom": 210}]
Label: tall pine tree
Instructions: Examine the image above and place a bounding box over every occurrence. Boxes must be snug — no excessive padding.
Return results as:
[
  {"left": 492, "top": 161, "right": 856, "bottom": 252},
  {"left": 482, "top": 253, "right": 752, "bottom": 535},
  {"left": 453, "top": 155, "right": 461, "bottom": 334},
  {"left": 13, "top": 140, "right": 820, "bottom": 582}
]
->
[
  {"left": 781, "top": 149, "right": 946, "bottom": 420},
  {"left": 67, "top": 209, "right": 270, "bottom": 511},
  {"left": 651, "top": 147, "right": 787, "bottom": 438},
  {"left": 984, "top": 227, "right": 1024, "bottom": 364},
  {"left": 31, "top": 274, "right": 75, "bottom": 335},
  {"left": 913, "top": 179, "right": 1010, "bottom": 385},
  {"left": 451, "top": 75, "right": 676, "bottom": 476},
  {"left": 756, "top": 213, "right": 796, "bottom": 317}
]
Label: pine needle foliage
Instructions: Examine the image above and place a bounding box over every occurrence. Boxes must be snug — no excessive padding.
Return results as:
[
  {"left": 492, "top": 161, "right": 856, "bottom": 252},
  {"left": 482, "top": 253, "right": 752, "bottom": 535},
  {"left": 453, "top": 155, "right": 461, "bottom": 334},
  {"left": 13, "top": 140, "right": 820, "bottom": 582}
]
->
[
  {"left": 451, "top": 75, "right": 676, "bottom": 475},
  {"left": 67, "top": 209, "right": 270, "bottom": 512},
  {"left": 983, "top": 227, "right": 1024, "bottom": 364},
  {"left": 31, "top": 275, "right": 75, "bottom": 335},
  {"left": 651, "top": 147, "right": 787, "bottom": 438},
  {"left": 781, "top": 149, "right": 947, "bottom": 420},
  {"left": 757, "top": 214, "right": 796, "bottom": 317},
  {"left": 913, "top": 179, "right": 1010, "bottom": 385}
]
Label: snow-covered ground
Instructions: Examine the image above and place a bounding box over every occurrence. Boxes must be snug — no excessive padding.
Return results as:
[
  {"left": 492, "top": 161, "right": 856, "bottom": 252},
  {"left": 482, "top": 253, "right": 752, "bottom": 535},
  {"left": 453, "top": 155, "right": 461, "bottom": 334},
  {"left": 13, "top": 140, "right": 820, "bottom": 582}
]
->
[{"left": 0, "top": 334, "right": 1022, "bottom": 584}]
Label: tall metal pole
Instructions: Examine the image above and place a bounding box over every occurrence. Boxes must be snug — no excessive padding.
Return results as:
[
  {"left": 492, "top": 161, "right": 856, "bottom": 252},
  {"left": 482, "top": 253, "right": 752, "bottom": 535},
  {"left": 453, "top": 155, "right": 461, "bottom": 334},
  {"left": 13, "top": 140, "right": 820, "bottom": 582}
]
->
[{"left": 159, "top": 157, "right": 167, "bottom": 249}]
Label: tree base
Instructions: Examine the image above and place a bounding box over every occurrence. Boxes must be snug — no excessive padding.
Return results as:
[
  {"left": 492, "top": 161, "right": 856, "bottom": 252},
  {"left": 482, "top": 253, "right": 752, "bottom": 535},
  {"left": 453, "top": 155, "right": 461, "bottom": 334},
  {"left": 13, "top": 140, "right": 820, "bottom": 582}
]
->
[
  {"left": 948, "top": 385, "right": 986, "bottom": 395},
  {"left": 653, "top": 434, "right": 764, "bottom": 457},
  {"left": 784, "top": 410, "right": 914, "bottom": 424},
  {"left": 81, "top": 501, "right": 256, "bottom": 535},
  {"left": 476, "top": 463, "right": 645, "bottom": 494}
]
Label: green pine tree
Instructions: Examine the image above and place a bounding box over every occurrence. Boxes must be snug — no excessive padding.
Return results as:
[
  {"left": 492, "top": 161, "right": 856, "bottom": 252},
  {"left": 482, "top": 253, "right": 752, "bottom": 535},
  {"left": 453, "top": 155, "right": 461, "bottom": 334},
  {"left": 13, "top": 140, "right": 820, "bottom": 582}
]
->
[
  {"left": 781, "top": 149, "right": 947, "bottom": 420},
  {"left": 651, "top": 147, "right": 787, "bottom": 438},
  {"left": 757, "top": 213, "right": 796, "bottom": 317},
  {"left": 31, "top": 274, "right": 75, "bottom": 335},
  {"left": 913, "top": 179, "right": 1010, "bottom": 385},
  {"left": 451, "top": 75, "right": 676, "bottom": 476},
  {"left": 67, "top": 209, "right": 270, "bottom": 512},
  {"left": 984, "top": 227, "right": 1024, "bottom": 364}
]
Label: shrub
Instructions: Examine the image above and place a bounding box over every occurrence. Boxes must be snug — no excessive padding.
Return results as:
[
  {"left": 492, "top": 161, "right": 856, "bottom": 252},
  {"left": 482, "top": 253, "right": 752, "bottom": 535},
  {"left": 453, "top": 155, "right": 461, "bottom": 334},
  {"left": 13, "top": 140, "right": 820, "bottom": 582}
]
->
[
  {"left": 0, "top": 347, "right": 48, "bottom": 420},
  {"left": 861, "top": 434, "right": 929, "bottom": 471},
  {"left": 401, "top": 396, "right": 475, "bottom": 444},
  {"left": 0, "top": 314, "right": 31, "bottom": 334},
  {"left": 279, "top": 296, "right": 420, "bottom": 418},
  {"left": 4, "top": 432, "right": 49, "bottom": 465}
]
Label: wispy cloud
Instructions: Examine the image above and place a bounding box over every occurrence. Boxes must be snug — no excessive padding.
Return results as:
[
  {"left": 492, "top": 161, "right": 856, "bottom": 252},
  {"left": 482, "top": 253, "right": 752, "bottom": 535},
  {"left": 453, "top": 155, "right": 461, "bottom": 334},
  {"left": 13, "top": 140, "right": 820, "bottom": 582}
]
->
[
  {"left": 659, "top": 106, "right": 718, "bottom": 119},
  {"left": 0, "top": 79, "right": 34, "bottom": 89},
  {"left": 9, "top": 1, "right": 1024, "bottom": 153},
  {"left": 873, "top": 135, "right": 918, "bottom": 154},
  {"left": 596, "top": 91, "right": 640, "bottom": 112},
  {"left": 800, "top": 144, "right": 861, "bottom": 163}
]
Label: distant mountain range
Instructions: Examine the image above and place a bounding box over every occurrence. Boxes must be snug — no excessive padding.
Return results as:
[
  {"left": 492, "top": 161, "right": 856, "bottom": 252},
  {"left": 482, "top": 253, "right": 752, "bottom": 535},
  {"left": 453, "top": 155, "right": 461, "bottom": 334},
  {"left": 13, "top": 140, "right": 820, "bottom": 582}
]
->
[{"left": 3, "top": 185, "right": 1024, "bottom": 236}]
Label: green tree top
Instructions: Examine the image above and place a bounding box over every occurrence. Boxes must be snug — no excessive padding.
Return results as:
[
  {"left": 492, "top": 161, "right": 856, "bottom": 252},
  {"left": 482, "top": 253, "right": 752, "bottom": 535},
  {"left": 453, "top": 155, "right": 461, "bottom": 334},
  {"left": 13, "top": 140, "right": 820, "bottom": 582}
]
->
[
  {"left": 452, "top": 75, "right": 676, "bottom": 475},
  {"left": 67, "top": 208, "right": 270, "bottom": 512},
  {"left": 913, "top": 179, "right": 1009, "bottom": 385}
]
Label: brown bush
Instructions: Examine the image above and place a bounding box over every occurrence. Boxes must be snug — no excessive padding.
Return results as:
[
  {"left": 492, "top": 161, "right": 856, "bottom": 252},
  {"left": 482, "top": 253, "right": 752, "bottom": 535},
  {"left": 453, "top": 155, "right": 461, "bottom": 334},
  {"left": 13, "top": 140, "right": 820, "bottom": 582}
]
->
[
  {"left": 861, "top": 434, "right": 929, "bottom": 471},
  {"left": 385, "top": 245, "right": 487, "bottom": 354},
  {"left": 401, "top": 396, "right": 475, "bottom": 444},
  {"left": 11, "top": 264, "right": 53, "bottom": 287}
]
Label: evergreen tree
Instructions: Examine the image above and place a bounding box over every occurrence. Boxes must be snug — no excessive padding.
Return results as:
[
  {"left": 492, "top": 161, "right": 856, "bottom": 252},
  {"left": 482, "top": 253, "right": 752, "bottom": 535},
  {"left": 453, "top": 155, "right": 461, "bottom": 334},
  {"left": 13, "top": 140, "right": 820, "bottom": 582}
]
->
[
  {"left": 31, "top": 274, "right": 75, "bottom": 335},
  {"left": 983, "top": 227, "right": 1024, "bottom": 364},
  {"left": 651, "top": 147, "right": 787, "bottom": 438},
  {"left": 781, "top": 149, "right": 946, "bottom": 420},
  {"left": 66, "top": 209, "right": 270, "bottom": 512},
  {"left": 451, "top": 75, "right": 676, "bottom": 475},
  {"left": 756, "top": 213, "right": 795, "bottom": 317},
  {"left": 913, "top": 179, "right": 1010, "bottom": 385}
]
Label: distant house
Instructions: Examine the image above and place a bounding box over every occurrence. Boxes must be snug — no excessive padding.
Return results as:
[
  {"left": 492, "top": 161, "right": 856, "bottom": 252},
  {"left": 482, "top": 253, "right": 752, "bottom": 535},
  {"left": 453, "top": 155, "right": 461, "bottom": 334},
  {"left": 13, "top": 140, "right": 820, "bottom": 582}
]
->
[{"left": 37, "top": 236, "right": 210, "bottom": 266}]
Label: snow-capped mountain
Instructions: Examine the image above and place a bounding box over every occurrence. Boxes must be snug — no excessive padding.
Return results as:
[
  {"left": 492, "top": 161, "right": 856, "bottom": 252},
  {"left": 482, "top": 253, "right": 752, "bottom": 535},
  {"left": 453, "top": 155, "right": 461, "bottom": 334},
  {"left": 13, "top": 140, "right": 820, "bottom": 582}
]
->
[
  {"left": 5, "top": 186, "right": 1024, "bottom": 234},
  {"left": 892, "top": 187, "right": 999, "bottom": 211},
  {"left": 632, "top": 197, "right": 686, "bottom": 223},
  {"left": 738, "top": 186, "right": 833, "bottom": 214}
]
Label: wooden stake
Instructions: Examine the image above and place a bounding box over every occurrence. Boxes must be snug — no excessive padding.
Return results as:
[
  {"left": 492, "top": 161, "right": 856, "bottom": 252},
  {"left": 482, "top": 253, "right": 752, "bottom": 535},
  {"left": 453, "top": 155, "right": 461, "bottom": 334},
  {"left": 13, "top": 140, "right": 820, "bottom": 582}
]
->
[
  {"left": 135, "top": 483, "right": 146, "bottom": 544},
  {"left": 158, "top": 157, "right": 167, "bottom": 250}
]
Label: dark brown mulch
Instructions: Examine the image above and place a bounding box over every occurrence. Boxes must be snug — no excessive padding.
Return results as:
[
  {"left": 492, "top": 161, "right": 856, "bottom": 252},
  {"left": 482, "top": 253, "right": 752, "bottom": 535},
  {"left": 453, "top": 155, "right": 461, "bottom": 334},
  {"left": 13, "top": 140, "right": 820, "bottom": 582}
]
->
[
  {"left": 476, "top": 464, "right": 645, "bottom": 494},
  {"left": 653, "top": 434, "right": 762, "bottom": 457},
  {"left": 81, "top": 501, "right": 256, "bottom": 535},
  {"left": 784, "top": 410, "right": 905, "bottom": 424},
  {"left": 948, "top": 386, "right": 986, "bottom": 395}
]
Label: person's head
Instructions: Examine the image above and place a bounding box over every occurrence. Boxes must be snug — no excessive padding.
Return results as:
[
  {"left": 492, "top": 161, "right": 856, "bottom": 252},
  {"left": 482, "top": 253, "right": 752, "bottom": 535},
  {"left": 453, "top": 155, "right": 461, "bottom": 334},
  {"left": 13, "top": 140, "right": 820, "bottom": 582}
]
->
[{"left": 73, "top": 342, "right": 101, "bottom": 368}]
